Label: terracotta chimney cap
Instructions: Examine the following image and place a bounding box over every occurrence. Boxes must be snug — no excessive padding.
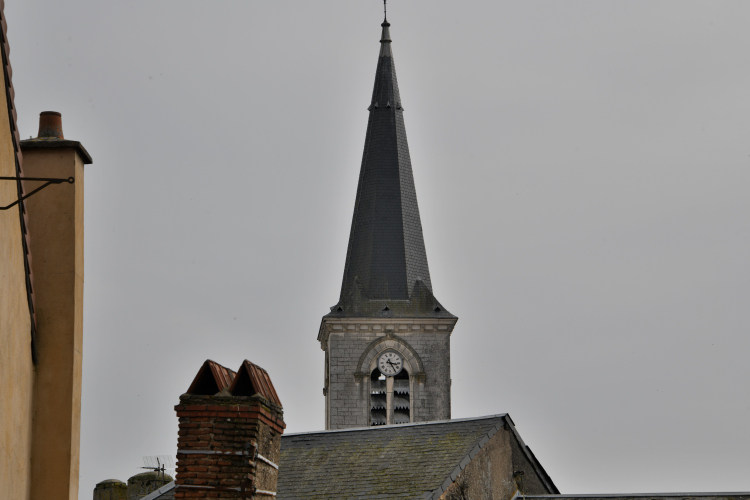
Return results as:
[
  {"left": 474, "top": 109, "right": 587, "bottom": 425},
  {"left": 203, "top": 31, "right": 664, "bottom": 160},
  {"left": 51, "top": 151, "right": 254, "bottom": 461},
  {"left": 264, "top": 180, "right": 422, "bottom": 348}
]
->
[{"left": 37, "top": 111, "right": 64, "bottom": 139}]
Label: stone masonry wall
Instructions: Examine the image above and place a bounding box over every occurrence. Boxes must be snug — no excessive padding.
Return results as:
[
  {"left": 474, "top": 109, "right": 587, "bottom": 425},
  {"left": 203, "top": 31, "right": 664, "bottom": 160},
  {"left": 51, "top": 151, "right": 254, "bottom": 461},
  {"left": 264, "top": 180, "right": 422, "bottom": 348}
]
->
[
  {"left": 439, "top": 428, "right": 514, "bottom": 500},
  {"left": 323, "top": 318, "right": 455, "bottom": 429}
]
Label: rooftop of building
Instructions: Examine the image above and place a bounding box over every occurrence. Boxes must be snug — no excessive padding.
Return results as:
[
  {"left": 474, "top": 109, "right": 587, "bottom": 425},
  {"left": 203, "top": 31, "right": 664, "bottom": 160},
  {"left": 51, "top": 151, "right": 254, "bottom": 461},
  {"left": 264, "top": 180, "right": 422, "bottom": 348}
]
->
[{"left": 278, "top": 414, "right": 556, "bottom": 500}]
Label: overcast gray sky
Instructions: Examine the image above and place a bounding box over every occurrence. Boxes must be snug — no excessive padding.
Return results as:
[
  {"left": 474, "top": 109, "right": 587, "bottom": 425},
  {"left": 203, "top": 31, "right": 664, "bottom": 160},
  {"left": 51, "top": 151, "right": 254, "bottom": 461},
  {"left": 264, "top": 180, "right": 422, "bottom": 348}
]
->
[{"left": 7, "top": 1, "right": 750, "bottom": 498}]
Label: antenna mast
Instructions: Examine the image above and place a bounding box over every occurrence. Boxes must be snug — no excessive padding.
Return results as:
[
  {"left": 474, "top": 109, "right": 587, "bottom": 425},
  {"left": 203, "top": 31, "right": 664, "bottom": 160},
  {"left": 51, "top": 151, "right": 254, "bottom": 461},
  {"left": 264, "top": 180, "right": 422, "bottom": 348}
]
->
[{"left": 141, "top": 456, "right": 175, "bottom": 486}]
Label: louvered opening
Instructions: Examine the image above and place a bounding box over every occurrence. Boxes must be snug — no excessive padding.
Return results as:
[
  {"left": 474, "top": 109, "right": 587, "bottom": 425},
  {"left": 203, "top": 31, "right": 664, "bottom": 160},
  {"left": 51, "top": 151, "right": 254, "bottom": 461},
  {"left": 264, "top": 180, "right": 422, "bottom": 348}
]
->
[
  {"left": 370, "top": 370, "right": 387, "bottom": 426},
  {"left": 393, "top": 369, "right": 410, "bottom": 424},
  {"left": 370, "top": 367, "right": 410, "bottom": 425}
]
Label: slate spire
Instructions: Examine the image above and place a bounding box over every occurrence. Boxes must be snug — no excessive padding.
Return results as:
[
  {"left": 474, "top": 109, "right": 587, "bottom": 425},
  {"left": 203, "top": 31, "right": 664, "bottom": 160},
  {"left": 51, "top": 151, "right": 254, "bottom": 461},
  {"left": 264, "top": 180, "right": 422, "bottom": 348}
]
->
[{"left": 329, "top": 14, "right": 453, "bottom": 319}]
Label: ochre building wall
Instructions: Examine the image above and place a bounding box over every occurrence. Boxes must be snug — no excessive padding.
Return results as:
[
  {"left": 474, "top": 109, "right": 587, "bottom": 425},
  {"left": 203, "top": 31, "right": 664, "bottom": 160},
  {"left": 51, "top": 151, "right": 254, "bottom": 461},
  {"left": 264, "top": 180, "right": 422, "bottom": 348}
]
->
[
  {"left": 23, "top": 147, "right": 85, "bottom": 500},
  {"left": 0, "top": 91, "right": 34, "bottom": 499}
]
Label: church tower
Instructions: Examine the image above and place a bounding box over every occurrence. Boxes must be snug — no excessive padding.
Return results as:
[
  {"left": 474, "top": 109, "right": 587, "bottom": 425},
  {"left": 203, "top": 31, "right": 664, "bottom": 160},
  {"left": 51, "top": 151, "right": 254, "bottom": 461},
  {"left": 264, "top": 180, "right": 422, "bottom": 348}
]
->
[{"left": 319, "top": 12, "right": 457, "bottom": 430}]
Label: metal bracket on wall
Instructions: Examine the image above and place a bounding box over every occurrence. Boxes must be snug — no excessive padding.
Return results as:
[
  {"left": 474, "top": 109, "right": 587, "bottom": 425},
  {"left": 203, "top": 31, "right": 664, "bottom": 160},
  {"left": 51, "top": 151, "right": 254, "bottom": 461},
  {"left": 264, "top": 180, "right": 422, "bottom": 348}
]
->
[{"left": 0, "top": 176, "right": 74, "bottom": 211}]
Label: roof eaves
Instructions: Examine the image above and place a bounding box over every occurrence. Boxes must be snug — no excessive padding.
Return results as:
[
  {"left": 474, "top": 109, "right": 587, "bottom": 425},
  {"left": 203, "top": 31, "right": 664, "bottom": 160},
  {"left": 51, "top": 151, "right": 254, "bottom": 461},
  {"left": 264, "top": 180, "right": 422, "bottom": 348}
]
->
[{"left": 19, "top": 138, "right": 93, "bottom": 164}]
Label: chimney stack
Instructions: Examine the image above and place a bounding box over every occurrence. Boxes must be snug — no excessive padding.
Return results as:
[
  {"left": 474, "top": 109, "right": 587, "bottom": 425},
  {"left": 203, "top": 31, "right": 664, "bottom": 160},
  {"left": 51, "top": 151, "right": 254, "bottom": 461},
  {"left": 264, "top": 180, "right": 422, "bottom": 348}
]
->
[
  {"left": 20, "top": 111, "right": 92, "bottom": 500},
  {"left": 37, "top": 110, "right": 64, "bottom": 138},
  {"left": 175, "top": 360, "right": 285, "bottom": 499}
]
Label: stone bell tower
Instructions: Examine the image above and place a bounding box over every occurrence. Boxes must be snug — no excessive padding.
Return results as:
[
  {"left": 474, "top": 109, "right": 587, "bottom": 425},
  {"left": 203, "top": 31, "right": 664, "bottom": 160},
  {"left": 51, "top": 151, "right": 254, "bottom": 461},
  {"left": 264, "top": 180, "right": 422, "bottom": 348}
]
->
[{"left": 319, "top": 13, "right": 457, "bottom": 430}]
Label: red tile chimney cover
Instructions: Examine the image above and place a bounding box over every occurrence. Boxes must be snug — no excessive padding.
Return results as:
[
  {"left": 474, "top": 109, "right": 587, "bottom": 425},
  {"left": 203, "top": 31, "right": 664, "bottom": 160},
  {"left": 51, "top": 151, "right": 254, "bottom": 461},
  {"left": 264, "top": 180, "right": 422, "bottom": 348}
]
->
[
  {"left": 228, "top": 360, "right": 282, "bottom": 407},
  {"left": 186, "top": 359, "right": 236, "bottom": 395},
  {"left": 37, "top": 111, "right": 63, "bottom": 139}
]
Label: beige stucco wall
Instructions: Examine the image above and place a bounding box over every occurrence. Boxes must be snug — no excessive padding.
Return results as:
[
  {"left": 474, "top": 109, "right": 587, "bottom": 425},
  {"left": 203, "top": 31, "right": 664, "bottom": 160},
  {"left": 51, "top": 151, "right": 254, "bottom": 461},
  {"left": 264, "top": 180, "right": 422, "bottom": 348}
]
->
[
  {"left": 0, "top": 103, "right": 35, "bottom": 498},
  {"left": 23, "top": 147, "right": 85, "bottom": 500}
]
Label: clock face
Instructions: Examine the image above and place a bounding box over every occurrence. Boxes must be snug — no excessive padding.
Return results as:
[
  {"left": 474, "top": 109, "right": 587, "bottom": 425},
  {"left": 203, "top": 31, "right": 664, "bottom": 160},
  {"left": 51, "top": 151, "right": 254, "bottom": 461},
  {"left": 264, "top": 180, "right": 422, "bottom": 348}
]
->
[{"left": 378, "top": 351, "right": 404, "bottom": 376}]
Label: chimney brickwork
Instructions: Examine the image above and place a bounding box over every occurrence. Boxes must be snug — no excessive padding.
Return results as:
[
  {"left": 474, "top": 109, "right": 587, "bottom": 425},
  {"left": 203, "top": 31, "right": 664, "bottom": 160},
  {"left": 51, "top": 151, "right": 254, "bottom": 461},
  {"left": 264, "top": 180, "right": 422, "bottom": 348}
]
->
[{"left": 175, "top": 360, "right": 285, "bottom": 499}]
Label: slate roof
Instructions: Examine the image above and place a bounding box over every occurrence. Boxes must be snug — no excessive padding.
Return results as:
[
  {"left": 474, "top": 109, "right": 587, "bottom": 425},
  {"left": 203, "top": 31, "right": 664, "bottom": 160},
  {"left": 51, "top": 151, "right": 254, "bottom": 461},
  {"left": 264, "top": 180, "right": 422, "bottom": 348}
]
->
[
  {"left": 329, "top": 16, "right": 453, "bottom": 320},
  {"left": 277, "top": 415, "right": 529, "bottom": 500}
]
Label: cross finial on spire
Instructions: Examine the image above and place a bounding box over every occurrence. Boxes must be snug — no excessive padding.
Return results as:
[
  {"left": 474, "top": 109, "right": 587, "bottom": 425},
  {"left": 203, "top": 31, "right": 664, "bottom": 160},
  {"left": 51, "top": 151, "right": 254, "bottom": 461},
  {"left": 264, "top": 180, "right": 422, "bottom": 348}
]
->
[{"left": 379, "top": 0, "right": 392, "bottom": 55}]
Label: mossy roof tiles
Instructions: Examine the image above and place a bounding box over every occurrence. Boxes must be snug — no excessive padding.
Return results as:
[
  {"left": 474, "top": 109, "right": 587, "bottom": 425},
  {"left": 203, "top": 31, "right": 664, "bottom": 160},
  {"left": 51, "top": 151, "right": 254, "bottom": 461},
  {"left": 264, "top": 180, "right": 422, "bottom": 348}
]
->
[{"left": 277, "top": 415, "right": 508, "bottom": 500}]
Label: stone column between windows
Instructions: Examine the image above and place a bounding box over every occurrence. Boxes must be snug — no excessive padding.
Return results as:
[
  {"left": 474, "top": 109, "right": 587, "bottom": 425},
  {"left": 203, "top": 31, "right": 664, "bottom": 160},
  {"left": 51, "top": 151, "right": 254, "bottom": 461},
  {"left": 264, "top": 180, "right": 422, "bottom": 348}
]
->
[{"left": 386, "top": 376, "right": 394, "bottom": 425}]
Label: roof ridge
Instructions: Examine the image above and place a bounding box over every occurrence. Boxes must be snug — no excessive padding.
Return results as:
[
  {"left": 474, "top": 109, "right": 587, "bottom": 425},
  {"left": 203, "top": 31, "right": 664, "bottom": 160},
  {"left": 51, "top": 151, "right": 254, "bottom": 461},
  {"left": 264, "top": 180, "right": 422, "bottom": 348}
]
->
[{"left": 282, "top": 414, "right": 507, "bottom": 437}]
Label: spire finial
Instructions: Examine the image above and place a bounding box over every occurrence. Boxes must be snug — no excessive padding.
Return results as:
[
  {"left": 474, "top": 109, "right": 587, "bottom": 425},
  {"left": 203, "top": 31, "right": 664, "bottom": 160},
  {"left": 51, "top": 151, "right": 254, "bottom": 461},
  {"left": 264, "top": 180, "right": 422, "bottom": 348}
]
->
[
  {"left": 379, "top": 2, "right": 392, "bottom": 56},
  {"left": 384, "top": 0, "right": 387, "bottom": 21}
]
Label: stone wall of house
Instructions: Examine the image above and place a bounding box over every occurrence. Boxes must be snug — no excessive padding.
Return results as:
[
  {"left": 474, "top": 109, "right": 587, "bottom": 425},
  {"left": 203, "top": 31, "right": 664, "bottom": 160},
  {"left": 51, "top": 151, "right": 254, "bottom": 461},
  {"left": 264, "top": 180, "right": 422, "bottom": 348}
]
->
[
  {"left": 439, "top": 427, "right": 515, "bottom": 500},
  {"left": 439, "top": 422, "right": 556, "bottom": 500}
]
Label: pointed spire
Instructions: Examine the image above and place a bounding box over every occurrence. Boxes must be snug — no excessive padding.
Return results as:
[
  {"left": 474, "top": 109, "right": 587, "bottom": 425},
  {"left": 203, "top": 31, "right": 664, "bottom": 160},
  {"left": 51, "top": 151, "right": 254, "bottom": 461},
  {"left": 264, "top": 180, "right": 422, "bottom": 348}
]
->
[{"left": 328, "top": 13, "right": 453, "bottom": 319}]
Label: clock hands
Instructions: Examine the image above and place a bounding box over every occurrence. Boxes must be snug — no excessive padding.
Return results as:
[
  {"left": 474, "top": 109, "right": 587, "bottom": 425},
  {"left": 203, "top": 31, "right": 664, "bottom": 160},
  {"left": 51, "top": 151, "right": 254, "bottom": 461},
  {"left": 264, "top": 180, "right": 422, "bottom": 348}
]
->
[
  {"left": 386, "top": 359, "right": 401, "bottom": 372},
  {"left": 379, "top": 352, "right": 403, "bottom": 376}
]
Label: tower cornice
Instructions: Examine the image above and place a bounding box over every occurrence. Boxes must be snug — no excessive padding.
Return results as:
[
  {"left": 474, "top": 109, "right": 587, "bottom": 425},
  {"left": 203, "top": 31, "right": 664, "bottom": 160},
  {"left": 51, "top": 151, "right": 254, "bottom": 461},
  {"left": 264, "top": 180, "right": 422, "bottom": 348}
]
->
[{"left": 318, "top": 316, "right": 458, "bottom": 348}]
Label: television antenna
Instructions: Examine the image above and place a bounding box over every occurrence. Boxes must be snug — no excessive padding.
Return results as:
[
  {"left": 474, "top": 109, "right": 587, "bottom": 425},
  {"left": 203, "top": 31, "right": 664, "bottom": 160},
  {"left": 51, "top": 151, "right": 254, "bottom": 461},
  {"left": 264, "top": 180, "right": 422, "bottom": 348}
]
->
[{"left": 141, "top": 456, "right": 175, "bottom": 485}]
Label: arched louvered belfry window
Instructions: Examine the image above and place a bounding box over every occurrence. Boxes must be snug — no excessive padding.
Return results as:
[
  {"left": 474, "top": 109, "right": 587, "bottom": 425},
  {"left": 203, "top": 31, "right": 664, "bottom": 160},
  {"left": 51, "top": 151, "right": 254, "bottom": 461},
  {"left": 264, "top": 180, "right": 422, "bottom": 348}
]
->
[
  {"left": 370, "top": 369, "right": 387, "bottom": 426},
  {"left": 370, "top": 366, "right": 411, "bottom": 426},
  {"left": 392, "top": 368, "right": 410, "bottom": 424}
]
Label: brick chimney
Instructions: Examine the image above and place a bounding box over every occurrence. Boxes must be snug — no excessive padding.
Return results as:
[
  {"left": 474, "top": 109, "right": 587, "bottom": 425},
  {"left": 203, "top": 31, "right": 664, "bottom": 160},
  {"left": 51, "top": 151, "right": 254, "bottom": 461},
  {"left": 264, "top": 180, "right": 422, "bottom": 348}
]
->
[
  {"left": 20, "top": 111, "right": 92, "bottom": 500},
  {"left": 175, "top": 360, "right": 285, "bottom": 499}
]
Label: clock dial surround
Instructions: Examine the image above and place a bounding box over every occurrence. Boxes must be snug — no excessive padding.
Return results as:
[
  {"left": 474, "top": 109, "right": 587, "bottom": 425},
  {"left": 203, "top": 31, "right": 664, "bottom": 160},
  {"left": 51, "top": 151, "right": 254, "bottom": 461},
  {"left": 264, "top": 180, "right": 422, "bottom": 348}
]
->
[{"left": 377, "top": 350, "right": 404, "bottom": 377}]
